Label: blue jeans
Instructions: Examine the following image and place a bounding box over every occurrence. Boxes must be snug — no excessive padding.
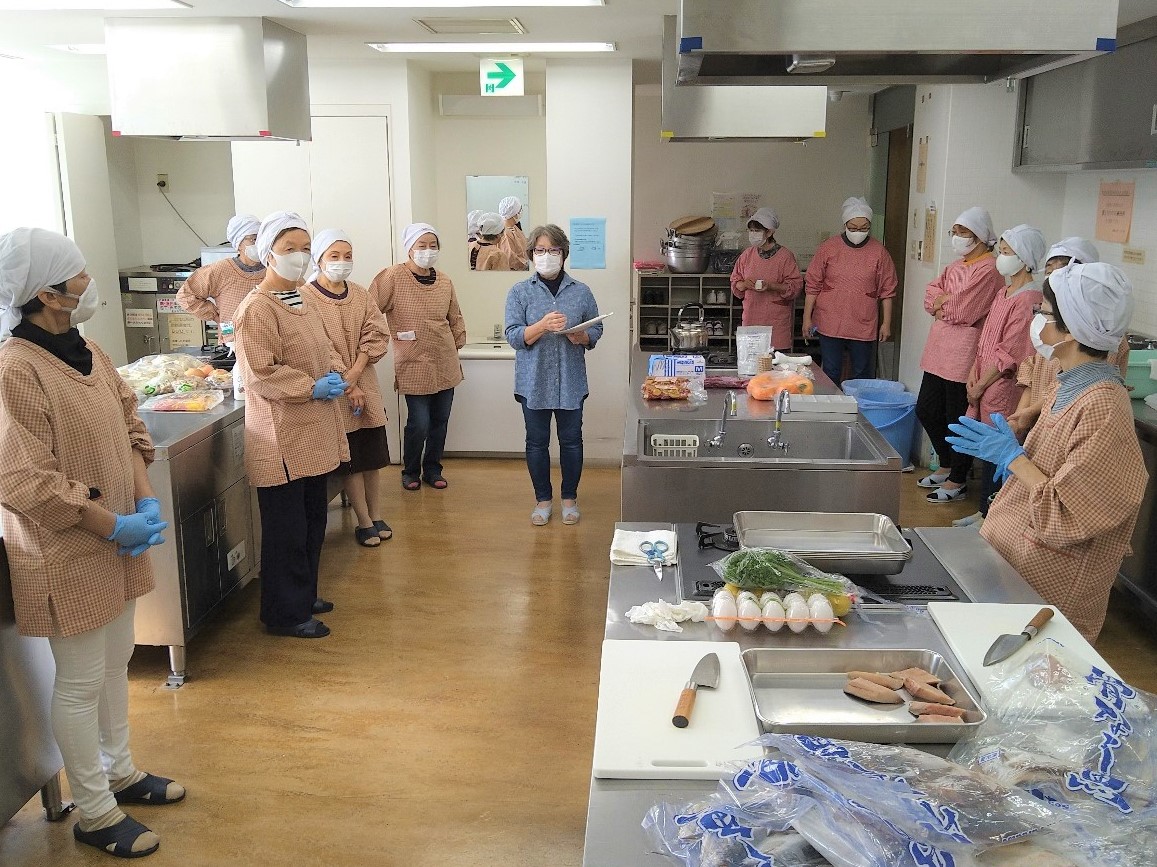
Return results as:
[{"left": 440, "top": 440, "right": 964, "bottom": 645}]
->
[
  {"left": 977, "top": 459, "right": 1002, "bottom": 517},
  {"left": 519, "top": 397, "right": 584, "bottom": 502},
  {"left": 403, "top": 388, "right": 454, "bottom": 481},
  {"left": 818, "top": 333, "right": 875, "bottom": 385}
]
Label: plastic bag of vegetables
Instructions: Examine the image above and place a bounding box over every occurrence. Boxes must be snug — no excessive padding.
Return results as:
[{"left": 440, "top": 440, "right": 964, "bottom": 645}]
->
[{"left": 710, "top": 547, "right": 856, "bottom": 612}]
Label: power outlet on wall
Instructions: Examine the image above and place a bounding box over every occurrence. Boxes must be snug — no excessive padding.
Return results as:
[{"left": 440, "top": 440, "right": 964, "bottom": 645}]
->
[
  {"left": 156, "top": 173, "right": 169, "bottom": 190},
  {"left": 492, "top": 323, "right": 502, "bottom": 340}
]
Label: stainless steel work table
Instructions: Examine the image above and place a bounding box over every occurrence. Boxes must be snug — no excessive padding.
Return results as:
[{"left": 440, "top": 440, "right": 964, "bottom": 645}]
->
[
  {"left": 143, "top": 394, "right": 247, "bottom": 460},
  {"left": 581, "top": 523, "right": 1044, "bottom": 867}
]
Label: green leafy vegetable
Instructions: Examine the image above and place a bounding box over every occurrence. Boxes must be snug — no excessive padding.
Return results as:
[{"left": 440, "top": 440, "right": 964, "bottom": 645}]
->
[{"left": 720, "top": 548, "right": 847, "bottom": 594}]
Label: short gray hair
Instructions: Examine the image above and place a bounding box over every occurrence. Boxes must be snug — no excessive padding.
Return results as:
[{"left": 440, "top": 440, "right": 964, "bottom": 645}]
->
[{"left": 526, "top": 224, "right": 569, "bottom": 260}]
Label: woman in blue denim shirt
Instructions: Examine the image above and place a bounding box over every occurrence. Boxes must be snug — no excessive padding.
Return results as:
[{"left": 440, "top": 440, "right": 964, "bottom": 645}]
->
[{"left": 504, "top": 224, "right": 603, "bottom": 526}]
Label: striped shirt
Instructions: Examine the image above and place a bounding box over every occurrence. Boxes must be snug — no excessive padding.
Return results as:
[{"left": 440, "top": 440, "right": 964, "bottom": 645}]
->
[
  {"left": 272, "top": 290, "right": 303, "bottom": 310},
  {"left": 1052, "top": 362, "right": 1124, "bottom": 413}
]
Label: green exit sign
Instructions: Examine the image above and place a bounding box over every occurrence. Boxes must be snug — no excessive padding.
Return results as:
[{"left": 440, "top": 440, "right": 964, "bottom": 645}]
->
[{"left": 480, "top": 58, "right": 524, "bottom": 96}]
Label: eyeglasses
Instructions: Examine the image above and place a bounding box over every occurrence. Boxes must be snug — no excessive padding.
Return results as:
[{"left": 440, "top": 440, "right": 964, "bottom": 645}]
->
[
  {"left": 1031, "top": 304, "right": 1055, "bottom": 318},
  {"left": 532, "top": 247, "right": 563, "bottom": 256}
]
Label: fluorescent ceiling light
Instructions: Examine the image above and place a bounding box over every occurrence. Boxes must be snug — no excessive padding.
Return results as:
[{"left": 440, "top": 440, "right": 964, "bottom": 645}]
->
[
  {"left": 49, "top": 43, "right": 107, "bottom": 54},
  {"left": 0, "top": 1, "right": 189, "bottom": 8},
  {"left": 282, "top": 1, "right": 601, "bottom": 7},
  {"left": 368, "top": 41, "right": 615, "bottom": 53}
]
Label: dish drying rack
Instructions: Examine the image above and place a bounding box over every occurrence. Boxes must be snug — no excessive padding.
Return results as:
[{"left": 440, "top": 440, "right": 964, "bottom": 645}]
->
[{"left": 650, "top": 434, "right": 699, "bottom": 458}]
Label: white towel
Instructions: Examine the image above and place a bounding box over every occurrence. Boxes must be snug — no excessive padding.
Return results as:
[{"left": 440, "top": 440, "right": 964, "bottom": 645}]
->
[
  {"left": 774, "top": 351, "right": 813, "bottom": 366},
  {"left": 609, "top": 529, "right": 678, "bottom": 566},
  {"left": 625, "top": 600, "right": 708, "bottom": 633}
]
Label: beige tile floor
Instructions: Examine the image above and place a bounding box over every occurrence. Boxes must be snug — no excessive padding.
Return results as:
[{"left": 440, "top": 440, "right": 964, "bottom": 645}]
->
[{"left": 2, "top": 460, "right": 1155, "bottom": 865}]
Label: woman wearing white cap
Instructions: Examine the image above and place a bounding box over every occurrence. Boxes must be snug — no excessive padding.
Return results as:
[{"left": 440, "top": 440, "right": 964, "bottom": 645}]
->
[
  {"left": 497, "top": 195, "right": 529, "bottom": 270},
  {"left": 0, "top": 227, "right": 184, "bottom": 858},
  {"left": 915, "top": 206, "right": 1005, "bottom": 503},
  {"left": 302, "top": 229, "right": 393, "bottom": 548},
  {"left": 1008, "top": 237, "right": 1130, "bottom": 440},
  {"left": 370, "top": 223, "right": 467, "bottom": 491},
  {"left": 175, "top": 213, "right": 265, "bottom": 344},
  {"left": 471, "top": 212, "right": 512, "bottom": 271},
  {"left": 233, "top": 212, "right": 349, "bottom": 639},
  {"left": 803, "top": 197, "right": 898, "bottom": 383},
  {"left": 947, "top": 263, "right": 1147, "bottom": 641},
  {"left": 730, "top": 207, "right": 804, "bottom": 352},
  {"left": 953, "top": 224, "right": 1046, "bottom": 528}
]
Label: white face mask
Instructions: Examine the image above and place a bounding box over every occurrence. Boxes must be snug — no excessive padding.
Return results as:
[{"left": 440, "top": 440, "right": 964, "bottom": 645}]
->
[
  {"left": 322, "top": 261, "right": 354, "bottom": 282},
  {"left": 951, "top": 235, "right": 979, "bottom": 257},
  {"left": 996, "top": 253, "right": 1025, "bottom": 278},
  {"left": 412, "top": 249, "right": 440, "bottom": 269},
  {"left": 59, "top": 280, "right": 99, "bottom": 327},
  {"left": 748, "top": 231, "right": 766, "bottom": 248},
  {"left": 845, "top": 230, "right": 870, "bottom": 246},
  {"left": 1030, "top": 313, "right": 1069, "bottom": 361},
  {"left": 269, "top": 250, "right": 311, "bottom": 283},
  {"left": 242, "top": 244, "right": 258, "bottom": 262},
  {"left": 534, "top": 252, "right": 563, "bottom": 279}
]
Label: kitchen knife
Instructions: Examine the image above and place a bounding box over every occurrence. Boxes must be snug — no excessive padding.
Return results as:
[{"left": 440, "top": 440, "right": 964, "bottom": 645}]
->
[
  {"left": 982, "top": 607, "right": 1054, "bottom": 666},
  {"left": 672, "top": 652, "right": 720, "bottom": 728}
]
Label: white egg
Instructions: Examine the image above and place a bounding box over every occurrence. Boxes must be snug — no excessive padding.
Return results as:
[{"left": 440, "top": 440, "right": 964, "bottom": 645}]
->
[
  {"left": 786, "top": 598, "right": 810, "bottom": 633},
  {"left": 782, "top": 592, "right": 806, "bottom": 610},
  {"left": 806, "top": 593, "right": 827, "bottom": 607},
  {"left": 758, "top": 591, "right": 782, "bottom": 608},
  {"left": 736, "top": 590, "right": 760, "bottom": 607},
  {"left": 808, "top": 595, "right": 835, "bottom": 634},
  {"left": 737, "top": 597, "right": 763, "bottom": 632},
  {"left": 711, "top": 591, "right": 738, "bottom": 632},
  {"left": 761, "top": 598, "right": 786, "bottom": 632}
]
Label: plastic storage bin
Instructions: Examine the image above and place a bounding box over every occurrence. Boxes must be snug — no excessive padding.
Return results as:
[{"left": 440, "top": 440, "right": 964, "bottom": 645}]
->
[
  {"left": 843, "top": 379, "right": 918, "bottom": 467},
  {"left": 1124, "top": 350, "right": 1157, "bottom": 400}
]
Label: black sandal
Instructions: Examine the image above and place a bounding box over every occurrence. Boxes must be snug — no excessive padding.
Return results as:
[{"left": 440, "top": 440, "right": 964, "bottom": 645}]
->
[
  {"left": 373, "top": 520, "right": 393, "bottom": 540},
  {"left": 355, "top": 526, "right": 381, "bottom": 547},
  {"left": 113, "top": 774, "right": 185, "bottom": 806},
  {"left": 423, "top": 475, "right": 448, "bottom": 489},
  {"left": 73, "top": 815, "right": 159, "bottom": 859},
  {"left": 265, "top": 618, "right": 330, "bottom": 638},
  {"left": 312, "top": 598, "right": 334, "bottom": 614},
  {"left": 402, "top": 476, "right": 421, "bottom": 491}
]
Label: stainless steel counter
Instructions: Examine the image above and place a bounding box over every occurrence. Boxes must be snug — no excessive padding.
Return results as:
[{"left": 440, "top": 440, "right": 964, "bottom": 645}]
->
[
  {"left": 582, "top": 523, "right": 1043, "bottom": 866},
  {"left": 142, "top": 395, "right": 246, "bottom": 460}
]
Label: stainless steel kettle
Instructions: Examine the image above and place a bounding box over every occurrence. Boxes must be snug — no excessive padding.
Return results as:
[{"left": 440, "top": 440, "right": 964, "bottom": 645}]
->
[{"left": 669, "top": 303, "right": 710, "bottom": 353}]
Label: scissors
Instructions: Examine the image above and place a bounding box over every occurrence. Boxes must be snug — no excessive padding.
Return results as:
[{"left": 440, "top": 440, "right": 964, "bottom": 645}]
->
[{"left": 639, "top": 540, "right": 670, "bottom": 581}]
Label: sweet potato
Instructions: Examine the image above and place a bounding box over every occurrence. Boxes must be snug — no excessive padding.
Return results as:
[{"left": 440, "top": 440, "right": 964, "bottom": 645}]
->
[
  {"left": 843, "top": 677, "right": 904, "bottom": 704},
  {"left": 916, "top": 714, "right": 962, "bottom": 723},
  {"left": 847, "top": 671, "right": 904, "bottom": 690},
  {"left": 908, "top": 701, "right": 965, "bottom": 719},
  {"left": 904, "top": 678, "right": 955, "bottom": 705},
  {"left": 892, "top": 667, "right": 940, "bottom": 685}
]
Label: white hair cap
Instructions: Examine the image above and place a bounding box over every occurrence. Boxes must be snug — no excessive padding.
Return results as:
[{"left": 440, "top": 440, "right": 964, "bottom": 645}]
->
[
  {"left": 401, "top": 223, "right": 439, "bottom": 254},
  {"left": 1000, "top": 224, "right": 1047, "bottom": 273},
  {"left": 749, "top": 207, "right": 781, "bottom": 232},
  {"left": 953, "top": 207, "right": 997, "bottom": 247},
  {"left": 467, "top": 209, "right": 484, "bottom": 234},
  {"left": 498, "top": 196, "right": 522, "bottom": 220},
  {"left": 226, "top": 214, "right": 260, "bottom": 251},
  {"left": 256, "top": 211, "right": 309, "bottom": 265},
  {"left": 311, "top": 229, "right": 352, "bottom": 265},
  {"left": 478, "top": 213, "right": 503, "bottom": 236},
  {"left": 1049, "top": 262, "right": 1134, "bottom": 352},
  {"left": 841, "top": 197, "right": 873, "bottom": 225},
  {"left": 1046, "top": 236, "right": 1099, "bottom": 266},
  {"left": 0, "top": 227, "right": 86, "bottom": 337}
]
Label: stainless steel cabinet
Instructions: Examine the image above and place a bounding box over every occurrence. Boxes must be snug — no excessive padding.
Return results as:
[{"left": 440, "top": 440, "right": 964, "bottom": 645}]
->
[{"left": 1118, "top": 419, "right": 1157, "bottom": 621}]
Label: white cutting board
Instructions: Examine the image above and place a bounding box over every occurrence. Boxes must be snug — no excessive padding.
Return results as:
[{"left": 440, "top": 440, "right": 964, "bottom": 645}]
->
[
  {"left": 928, "top": 602, "right": 1115, "bottom": 705},
  {"left": 592, "top": 640, "right": 762, "bottom": 780}
]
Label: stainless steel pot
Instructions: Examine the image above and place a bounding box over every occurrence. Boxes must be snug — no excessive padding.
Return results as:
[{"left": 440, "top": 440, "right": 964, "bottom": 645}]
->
[
  {"left": 662, "top": 227, "right": 717, "bottom": 274},
  {"left": 669, "top": 303, "right": 710, "bottom": 353}
]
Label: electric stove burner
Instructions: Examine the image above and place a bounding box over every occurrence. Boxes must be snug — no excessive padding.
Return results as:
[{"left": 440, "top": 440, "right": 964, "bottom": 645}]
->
[{"left": 696, "top": 522, "right": 739, "bottom": 552}]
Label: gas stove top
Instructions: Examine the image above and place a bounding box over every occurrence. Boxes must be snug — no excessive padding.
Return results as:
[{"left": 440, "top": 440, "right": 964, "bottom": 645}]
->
[{"left": 675, "top": 523, "right": 968, "bottom": 606}]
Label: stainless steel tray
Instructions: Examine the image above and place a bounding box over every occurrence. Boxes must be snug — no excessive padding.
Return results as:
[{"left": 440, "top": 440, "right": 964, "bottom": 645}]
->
[
  {"left": 734, "top": 510, "right": 912, "bottom": 575},
  {"left": 741, "top": 648, "right": 986, "bottom": 744}
]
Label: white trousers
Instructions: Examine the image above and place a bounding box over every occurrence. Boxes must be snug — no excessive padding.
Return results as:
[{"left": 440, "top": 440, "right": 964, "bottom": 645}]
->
[{"left": 48, "top": 601, "right": 139, "bottom": 820}]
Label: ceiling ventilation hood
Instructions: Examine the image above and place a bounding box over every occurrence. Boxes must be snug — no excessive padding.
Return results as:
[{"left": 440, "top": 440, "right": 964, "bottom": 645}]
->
[
  {"left": 661, "top": 16, "right": 825, "bottom": 142},
  {"left": 677, "top": 0, "right": 1119, "bottom": 87},
  {"left": 105, "top": 18, "right": 310, "bottom": 141}
]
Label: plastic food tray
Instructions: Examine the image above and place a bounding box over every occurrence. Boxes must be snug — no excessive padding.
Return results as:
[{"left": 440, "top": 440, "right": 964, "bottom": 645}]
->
[
  {"left": 733, "top": 511, "right": 912, "bottom": 575},
  {"left": 741, "top": 647, "right": 986, "bottom": 744}
]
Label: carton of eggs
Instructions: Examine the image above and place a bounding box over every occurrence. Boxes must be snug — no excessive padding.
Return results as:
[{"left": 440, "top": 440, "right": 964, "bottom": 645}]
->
[{"left": 710, "top": 588, "right": 842, "bottom": 634}]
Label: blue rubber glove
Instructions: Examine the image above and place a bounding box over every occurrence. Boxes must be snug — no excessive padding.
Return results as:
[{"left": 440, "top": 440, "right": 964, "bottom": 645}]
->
[
  {"left": 107, "top": 512, "right": 169, "bottom": 550},
  {"left": 311, "top": 372, "right": 347, "bottom": 400},
  {"left": 946, "top": 413, "right": 1025, "bottom": 481},
  {"left": 136, "top": 497, "right": 162, "bottom": 522}
]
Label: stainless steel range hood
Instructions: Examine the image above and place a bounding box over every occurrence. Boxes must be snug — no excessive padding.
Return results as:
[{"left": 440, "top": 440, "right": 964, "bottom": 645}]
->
[
  {"left": 105, "top": 18, "right": 311, "bottom": 141},
  {"left": 677, "top": 0, "right": 1120, "bottom": 87},
  {"left": 661, "top": 16, "right": 826, "bottom": 141}
]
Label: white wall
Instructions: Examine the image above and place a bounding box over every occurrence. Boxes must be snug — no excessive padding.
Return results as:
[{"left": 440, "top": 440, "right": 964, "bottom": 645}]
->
[
  {"left": 430, "top": 72, "right": 548, "bottom": 342},
  {"left": 632, "top": 86, "right": 873, "bottom": 262},
  {"left": 897, "top": 83, "right": 1068, "bottom": 394},
  {"left": 547, "top": 59, "right": 634, "bottom": 464},
  {"left": 1061, "top": 171, "right": 1157, "bottom": 338},
  {"left": 104, "top": 127, "right": 143, "bottom": 270}
]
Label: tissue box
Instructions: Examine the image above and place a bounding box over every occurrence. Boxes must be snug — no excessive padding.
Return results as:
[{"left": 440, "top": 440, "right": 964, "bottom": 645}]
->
[{"left": 648, "top": 354, "right": 705, "bottom": 387}]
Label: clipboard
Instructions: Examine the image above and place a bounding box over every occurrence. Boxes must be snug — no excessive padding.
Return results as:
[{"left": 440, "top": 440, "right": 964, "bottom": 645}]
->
[{"left": 559, "top": 312, "right": 613, "bottom": 335}]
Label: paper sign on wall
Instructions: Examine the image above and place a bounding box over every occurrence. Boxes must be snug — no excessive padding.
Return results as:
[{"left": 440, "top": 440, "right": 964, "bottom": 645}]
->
[
  {"left": 167, "top": 313, "right": 202, "bottom": 349},
  {"left": 916, "top": 137, "right": 929, "bottom": 194},
  {"left": 922, "top": 205, "right": 938, "bottom": 264},
  {"left": 568, "top": 217, "right": 606, "bottom": 270},
  {"left": 1096, "top": 180, "right": 1135, "bottom": 244},
  {"left": 740, "top": 193, "right": 762, "bottom": 221},
  {"left": 125, "top": 308, "right": 154, "bottom": 328},
  {"left": 157, "top": 297, "right": 181, "bottom": 314}
]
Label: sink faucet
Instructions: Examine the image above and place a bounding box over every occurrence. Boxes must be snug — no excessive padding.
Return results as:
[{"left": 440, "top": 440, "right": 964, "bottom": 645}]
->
[
  {"left": 767, "top": 389, "right": 790, "bottom": 451},
  {"left": 708, "top": 390, "right": 737, "bottom": 448}
]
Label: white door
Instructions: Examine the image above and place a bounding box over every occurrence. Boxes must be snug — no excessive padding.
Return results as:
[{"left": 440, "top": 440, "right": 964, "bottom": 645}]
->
[{"left": 55, "top": 113, "right": 128, "bottom": 364}]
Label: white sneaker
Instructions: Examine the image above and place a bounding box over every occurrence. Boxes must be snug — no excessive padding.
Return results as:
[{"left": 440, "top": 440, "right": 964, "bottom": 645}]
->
[{"left": 952, "top": 511, "right": 983, "bottom": 528}]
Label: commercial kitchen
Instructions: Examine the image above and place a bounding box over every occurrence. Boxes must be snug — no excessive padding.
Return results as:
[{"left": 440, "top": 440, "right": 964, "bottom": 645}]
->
[{"left": 3, "top": 2, "right": 1157, "bottom": 865}]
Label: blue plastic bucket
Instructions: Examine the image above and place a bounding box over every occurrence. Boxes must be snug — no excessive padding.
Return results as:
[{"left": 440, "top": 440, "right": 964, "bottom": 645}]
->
[
  {"left": 841, "top": 378, "right": 905, "bottom": 399},
  {"left": 847, "top": 382, "right": 918, "bottom": 465}
]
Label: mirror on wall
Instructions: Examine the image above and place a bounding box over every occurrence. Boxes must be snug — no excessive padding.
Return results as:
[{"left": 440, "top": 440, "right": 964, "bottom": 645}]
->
[{"left": 465, "top": 175, "right": 530, "bottom": 272}]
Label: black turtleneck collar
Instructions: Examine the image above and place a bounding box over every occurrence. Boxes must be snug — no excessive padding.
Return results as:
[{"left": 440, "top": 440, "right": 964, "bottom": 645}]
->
[
  {"left": 842, "top": 232, "right": 871, "bottom": 250},
  {"left": 12, "top": 319, "right": 93, "bottom": 375},
  {"left": 539, "top": 271, "right": 566, "bottom": 296}
]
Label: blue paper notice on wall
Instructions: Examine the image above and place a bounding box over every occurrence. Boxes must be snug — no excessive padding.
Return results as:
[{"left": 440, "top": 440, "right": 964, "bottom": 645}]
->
[{"left": 568, "top": 217, "right": 606, "bottom": 270}]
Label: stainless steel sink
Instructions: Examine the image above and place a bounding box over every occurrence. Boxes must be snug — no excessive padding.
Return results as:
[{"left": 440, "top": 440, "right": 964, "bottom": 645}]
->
[{"left": 640, "top": 419, "right": 889, "bottom": 464}]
